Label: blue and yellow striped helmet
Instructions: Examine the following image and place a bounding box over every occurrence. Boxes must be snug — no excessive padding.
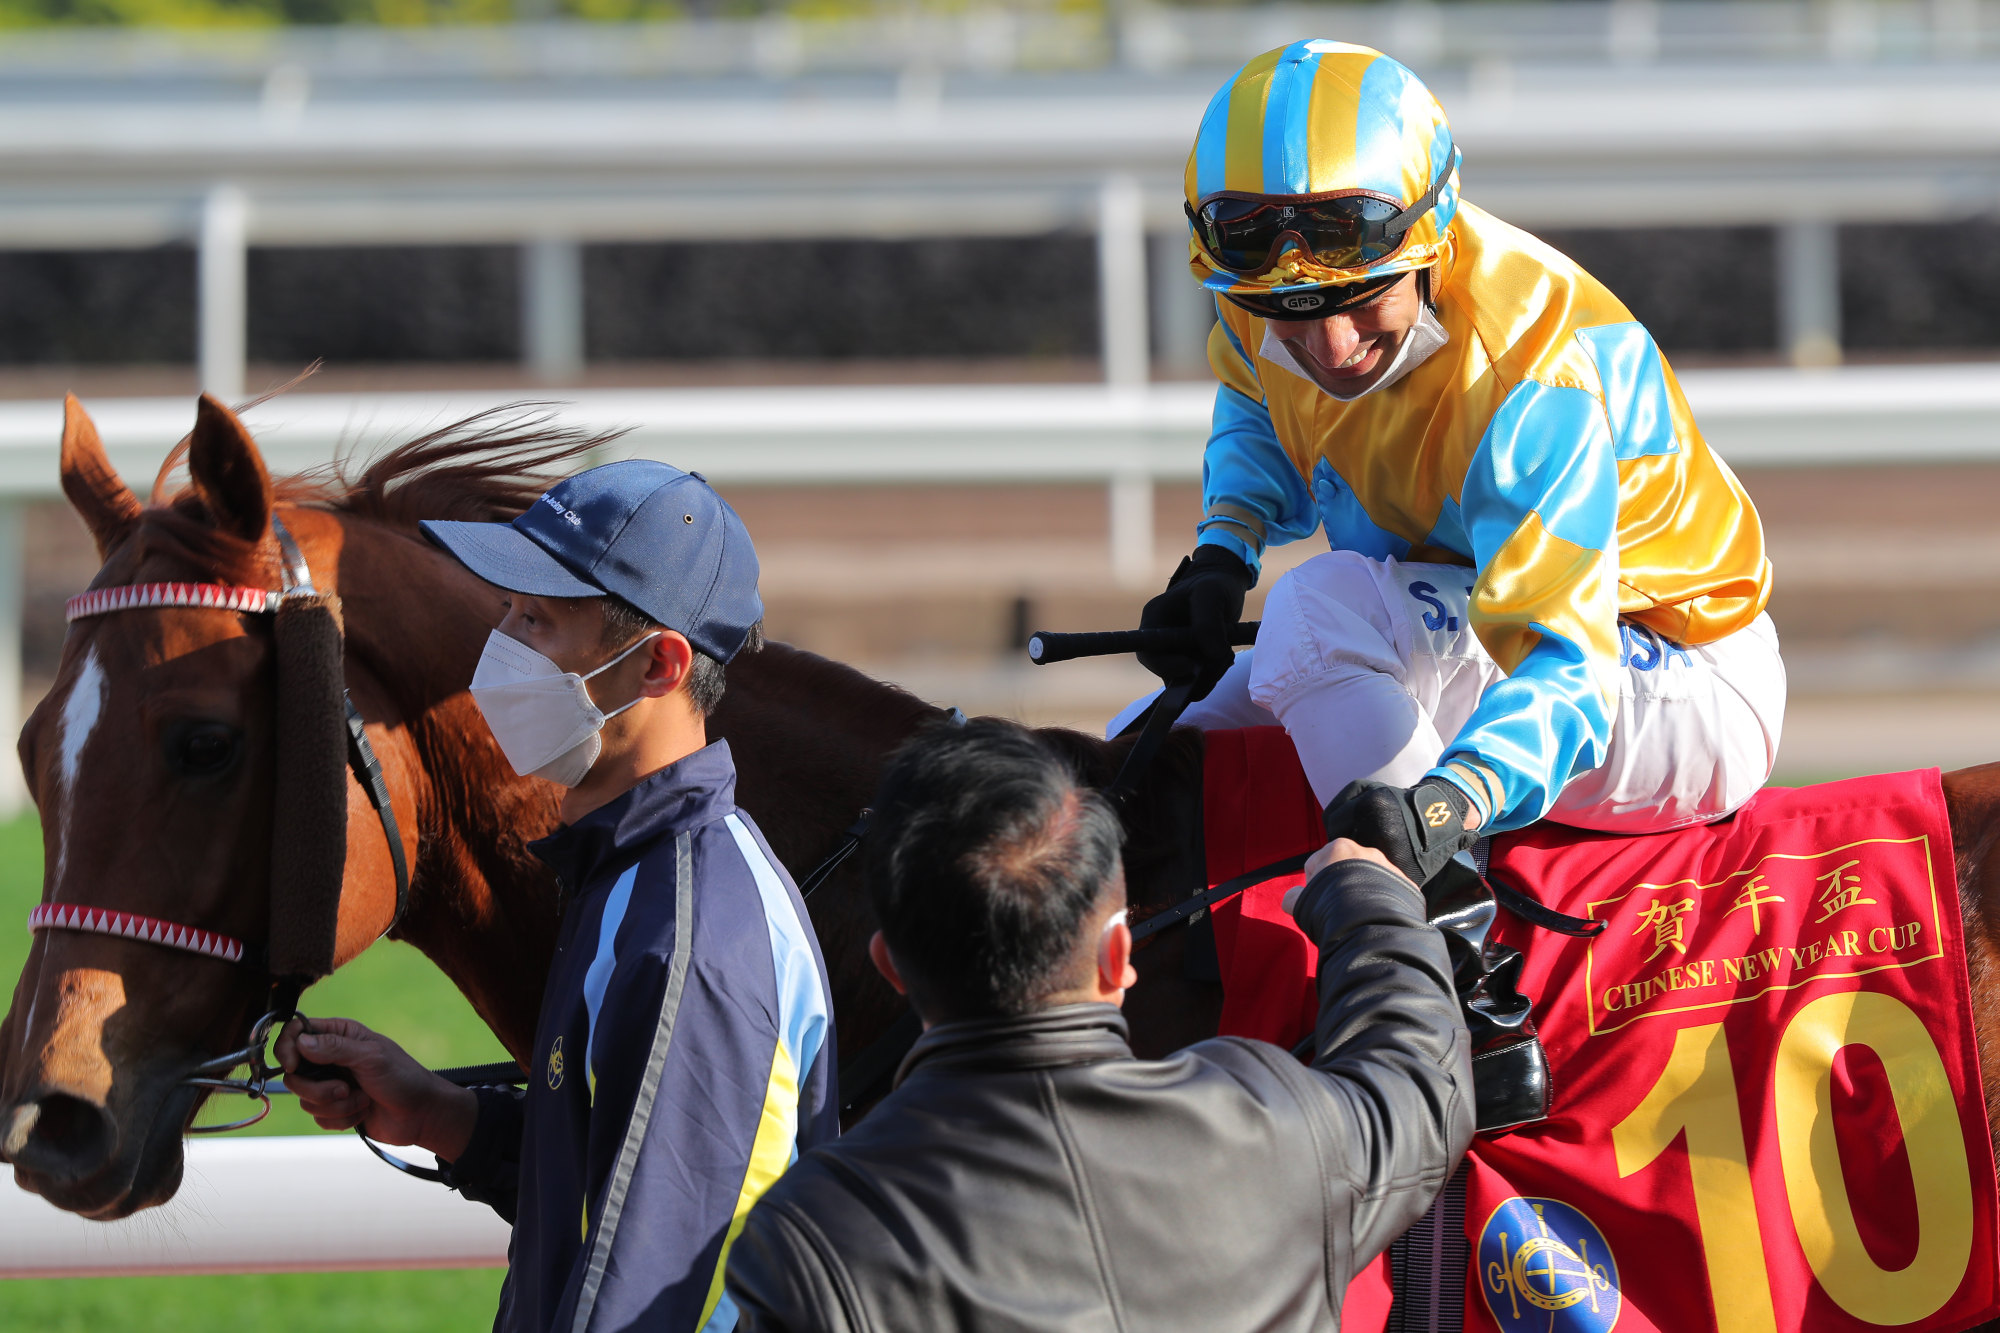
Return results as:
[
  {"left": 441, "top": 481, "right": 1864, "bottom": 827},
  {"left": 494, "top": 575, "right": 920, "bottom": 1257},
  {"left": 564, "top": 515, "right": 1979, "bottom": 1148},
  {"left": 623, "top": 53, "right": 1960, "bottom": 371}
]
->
[{"left": 1185, "top": 41, "right": 1462, "bottom": 298}]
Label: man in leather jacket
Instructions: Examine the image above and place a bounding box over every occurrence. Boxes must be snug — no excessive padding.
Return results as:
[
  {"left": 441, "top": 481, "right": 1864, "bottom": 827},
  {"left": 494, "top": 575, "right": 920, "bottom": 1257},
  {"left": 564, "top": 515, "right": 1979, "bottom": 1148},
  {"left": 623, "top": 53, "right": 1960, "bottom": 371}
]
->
[{"left": 724, "top": 718, "right": 1473, "bottom": 1331}]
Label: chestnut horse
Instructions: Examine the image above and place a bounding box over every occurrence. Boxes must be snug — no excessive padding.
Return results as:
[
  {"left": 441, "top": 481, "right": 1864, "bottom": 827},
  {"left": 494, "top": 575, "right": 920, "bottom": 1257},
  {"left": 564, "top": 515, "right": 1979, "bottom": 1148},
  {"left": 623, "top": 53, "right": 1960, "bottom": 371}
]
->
[{"left": 0, "top": 395, "right": 1210, "bottom": 1220}]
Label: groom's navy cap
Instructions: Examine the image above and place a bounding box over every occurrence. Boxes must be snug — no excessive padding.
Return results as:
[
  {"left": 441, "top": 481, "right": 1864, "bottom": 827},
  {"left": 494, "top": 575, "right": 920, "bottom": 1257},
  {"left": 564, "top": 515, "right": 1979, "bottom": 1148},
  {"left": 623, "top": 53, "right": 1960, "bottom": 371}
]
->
[{"left": 421, "top": 459, "right": 763, "bottom": 662}]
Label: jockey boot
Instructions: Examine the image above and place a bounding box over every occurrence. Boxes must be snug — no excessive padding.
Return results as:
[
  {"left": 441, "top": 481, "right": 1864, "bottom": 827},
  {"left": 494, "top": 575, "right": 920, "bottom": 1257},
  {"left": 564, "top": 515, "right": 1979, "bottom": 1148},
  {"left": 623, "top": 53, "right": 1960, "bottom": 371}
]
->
[{"left": 1423, "top": 852, "right": 1549, "bottom": 1133}]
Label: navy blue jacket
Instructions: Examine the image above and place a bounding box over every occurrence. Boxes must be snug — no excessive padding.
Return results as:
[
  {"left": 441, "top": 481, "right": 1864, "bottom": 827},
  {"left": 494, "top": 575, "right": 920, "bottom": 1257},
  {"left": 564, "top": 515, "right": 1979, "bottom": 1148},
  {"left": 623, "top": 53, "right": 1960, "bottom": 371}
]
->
[{"left": 446, "top": 740, "right": 839, "bottom": 1333}]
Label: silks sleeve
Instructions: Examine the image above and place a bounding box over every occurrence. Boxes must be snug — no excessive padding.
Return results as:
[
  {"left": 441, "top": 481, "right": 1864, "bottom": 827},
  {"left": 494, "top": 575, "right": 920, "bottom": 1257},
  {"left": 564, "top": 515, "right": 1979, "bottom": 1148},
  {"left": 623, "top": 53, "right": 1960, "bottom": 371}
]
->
[
  {"left": 1195, "top": 314, "right": 1319, "bottom": 575},
  {"left": 1429, "top": 380, "right": 1624, "bottom": 831}
]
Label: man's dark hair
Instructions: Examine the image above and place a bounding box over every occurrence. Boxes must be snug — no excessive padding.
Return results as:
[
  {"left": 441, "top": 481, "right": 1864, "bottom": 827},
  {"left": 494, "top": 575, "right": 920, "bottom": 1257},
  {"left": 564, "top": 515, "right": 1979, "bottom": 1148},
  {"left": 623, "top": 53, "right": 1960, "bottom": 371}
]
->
[
  {"left": 600, "top": 594, "right": 763, "bottom": 717},
  {"left": 866, "top": 718, "right": 1125, "bottom": 1021}
]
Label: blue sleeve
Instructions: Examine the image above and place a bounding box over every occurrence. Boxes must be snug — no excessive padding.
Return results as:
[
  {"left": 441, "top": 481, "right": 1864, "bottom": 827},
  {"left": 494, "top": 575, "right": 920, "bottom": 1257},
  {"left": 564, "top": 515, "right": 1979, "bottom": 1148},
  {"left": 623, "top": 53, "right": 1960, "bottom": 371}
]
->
[
  {"left": 440, "top": 1085, "right": 524, "bottom": 1224},
  {"left": 1428, "top": 380, "right": 1624, "bottom": 831},
  {"left": 1197, "top": 384, "right": 1320, "bottom": 575}
]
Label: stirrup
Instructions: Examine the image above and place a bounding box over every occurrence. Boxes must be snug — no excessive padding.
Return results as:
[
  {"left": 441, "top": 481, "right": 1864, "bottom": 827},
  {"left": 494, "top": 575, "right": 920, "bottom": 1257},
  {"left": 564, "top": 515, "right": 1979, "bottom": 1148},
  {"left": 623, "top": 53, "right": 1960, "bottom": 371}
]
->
[{"left": 1423, "top": 852, "right": 1550, "bottom": 1133}]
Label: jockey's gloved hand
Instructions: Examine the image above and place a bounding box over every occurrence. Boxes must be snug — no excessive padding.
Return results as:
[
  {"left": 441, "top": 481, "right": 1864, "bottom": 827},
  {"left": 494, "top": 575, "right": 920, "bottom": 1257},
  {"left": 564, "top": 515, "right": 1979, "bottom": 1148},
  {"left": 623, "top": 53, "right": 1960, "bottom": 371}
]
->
[
  {"left": 1321, "top": 777, "right": 1479, "bottom": 889},
  {"left": 1137, "top": 546, "right": 1253, "bottom": 701}
]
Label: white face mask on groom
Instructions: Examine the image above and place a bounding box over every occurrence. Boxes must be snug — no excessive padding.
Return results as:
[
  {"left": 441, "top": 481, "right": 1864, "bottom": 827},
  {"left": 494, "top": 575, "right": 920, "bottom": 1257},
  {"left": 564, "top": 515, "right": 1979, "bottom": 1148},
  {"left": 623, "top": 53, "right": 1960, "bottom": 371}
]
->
[{"left": 469, "top": 628, "right": 663, "bottom": 788}]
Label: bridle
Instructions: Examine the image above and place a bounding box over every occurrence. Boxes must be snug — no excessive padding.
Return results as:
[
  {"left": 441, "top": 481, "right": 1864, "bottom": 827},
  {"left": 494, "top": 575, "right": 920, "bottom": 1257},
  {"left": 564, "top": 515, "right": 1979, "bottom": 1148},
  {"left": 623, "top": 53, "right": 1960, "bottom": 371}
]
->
[{"left": 32, "top": 515, "right": 411, "bottom": 1132}]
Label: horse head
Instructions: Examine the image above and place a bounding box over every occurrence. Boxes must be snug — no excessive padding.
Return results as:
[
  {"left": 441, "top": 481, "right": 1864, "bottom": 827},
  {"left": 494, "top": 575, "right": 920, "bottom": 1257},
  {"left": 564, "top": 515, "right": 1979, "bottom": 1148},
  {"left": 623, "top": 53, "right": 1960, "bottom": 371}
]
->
[{"left": 0, "top": 396, "right": 410, "bottom": 1218}]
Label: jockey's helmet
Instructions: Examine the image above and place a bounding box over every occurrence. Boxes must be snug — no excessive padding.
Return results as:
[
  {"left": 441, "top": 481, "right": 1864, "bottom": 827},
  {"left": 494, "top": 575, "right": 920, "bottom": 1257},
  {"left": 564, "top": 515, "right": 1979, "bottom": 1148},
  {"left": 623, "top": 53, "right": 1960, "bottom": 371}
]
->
[{"left": 1184, "top": 41, "right": 1461, "bottom": 319}]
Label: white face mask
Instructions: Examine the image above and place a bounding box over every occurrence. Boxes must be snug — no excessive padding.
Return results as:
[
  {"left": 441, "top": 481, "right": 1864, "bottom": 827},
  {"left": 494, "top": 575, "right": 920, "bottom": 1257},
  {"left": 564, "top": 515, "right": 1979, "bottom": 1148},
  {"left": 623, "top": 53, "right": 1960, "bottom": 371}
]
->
[
  {"left": 1258, "top": 301, "right": 1450, "bottom": 402},
  {"left": 469, "top": 629, "right": 663, "bottom": 788}
]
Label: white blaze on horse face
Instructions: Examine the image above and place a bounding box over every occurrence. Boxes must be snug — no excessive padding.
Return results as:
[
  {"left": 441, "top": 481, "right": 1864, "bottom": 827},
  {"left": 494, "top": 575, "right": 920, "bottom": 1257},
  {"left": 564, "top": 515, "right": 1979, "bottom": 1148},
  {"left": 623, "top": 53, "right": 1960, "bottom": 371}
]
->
[
  {"left": 59, "top": 648, "right": 106, "bottom": 791},
  {"left": 51, "top": 646, "right": 106, "bottom": 883}
]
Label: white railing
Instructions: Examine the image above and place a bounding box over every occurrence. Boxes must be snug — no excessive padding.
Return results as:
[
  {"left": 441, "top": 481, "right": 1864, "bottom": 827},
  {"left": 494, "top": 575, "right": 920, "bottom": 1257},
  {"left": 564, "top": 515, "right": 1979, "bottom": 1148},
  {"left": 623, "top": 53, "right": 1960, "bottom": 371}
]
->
[
  {"left": 0, "top": 1135, "right": 507, "bottom": 1277},
  {"left": 11, "top": 356, "right": 1999, "bottom": 507}
]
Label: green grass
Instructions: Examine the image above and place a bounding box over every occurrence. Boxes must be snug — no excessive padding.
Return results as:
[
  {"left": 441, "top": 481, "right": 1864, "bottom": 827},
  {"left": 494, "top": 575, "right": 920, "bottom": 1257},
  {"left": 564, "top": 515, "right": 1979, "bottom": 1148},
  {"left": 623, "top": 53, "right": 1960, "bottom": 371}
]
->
[
  {"left": 0, "top": 812, "right": 516, "bottom": 1328},
  {"left": 0, "top": 1269, "right": 506, "bottom": 1332}
]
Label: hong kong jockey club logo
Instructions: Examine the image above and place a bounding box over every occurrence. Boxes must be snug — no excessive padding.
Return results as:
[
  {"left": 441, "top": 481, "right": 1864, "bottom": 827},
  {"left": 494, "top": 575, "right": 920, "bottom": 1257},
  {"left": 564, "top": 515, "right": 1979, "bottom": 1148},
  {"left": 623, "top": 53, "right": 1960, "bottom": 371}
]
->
[
  {"left": 1479, "top": 1196, "right": 1620, "bottom": 1333},
  {"left": 546, "top": 1035, "right": 565, "bottom": 1090}
]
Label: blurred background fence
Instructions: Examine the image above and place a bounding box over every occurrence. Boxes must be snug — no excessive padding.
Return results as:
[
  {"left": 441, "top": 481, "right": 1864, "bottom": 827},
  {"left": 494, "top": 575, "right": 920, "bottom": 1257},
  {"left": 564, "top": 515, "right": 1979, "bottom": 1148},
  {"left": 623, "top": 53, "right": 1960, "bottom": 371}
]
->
[
  {"left": 0, "top": 6, "right": 1990, "bottom": 809},
  {"left": 5, "top": 5, "right": 2000, "bottom": 396}
]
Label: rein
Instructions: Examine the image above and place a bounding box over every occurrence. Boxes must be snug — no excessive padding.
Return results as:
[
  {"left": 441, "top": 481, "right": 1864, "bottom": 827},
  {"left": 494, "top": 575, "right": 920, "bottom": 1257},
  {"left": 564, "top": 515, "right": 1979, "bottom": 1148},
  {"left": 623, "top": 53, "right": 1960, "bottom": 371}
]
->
[{"left": 32, "top": 515, "right": 412, "bottom": 1132}]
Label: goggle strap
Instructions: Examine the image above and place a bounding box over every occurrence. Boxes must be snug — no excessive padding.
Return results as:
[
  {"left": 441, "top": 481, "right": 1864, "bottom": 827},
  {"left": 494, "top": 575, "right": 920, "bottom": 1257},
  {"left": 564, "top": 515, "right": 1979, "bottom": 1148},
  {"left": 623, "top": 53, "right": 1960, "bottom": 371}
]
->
[{"left": 1383, "top": 148, "right": 1456, "bottom": 240}]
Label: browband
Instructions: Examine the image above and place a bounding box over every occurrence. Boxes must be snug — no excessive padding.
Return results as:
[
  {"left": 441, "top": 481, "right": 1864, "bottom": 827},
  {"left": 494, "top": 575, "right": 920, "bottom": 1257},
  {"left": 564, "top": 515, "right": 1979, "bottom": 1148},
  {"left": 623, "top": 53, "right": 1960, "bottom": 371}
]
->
[
  {"left": 29, "top": 902, "right": 246, "bottom": 964},
  {"left": 67, "top": 583, "right": 278, "bottom": 622}
]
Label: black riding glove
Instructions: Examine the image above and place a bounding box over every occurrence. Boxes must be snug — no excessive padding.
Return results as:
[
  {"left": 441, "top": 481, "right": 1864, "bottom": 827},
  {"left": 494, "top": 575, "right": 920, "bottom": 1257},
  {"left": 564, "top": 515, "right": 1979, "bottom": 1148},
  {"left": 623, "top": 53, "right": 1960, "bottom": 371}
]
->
[
  {"left": 1321, "top": 777, "right": 1479, "bottom": 889},
  {"left": 1137, "top": 545, "right": 1253, "bottom": 701}
]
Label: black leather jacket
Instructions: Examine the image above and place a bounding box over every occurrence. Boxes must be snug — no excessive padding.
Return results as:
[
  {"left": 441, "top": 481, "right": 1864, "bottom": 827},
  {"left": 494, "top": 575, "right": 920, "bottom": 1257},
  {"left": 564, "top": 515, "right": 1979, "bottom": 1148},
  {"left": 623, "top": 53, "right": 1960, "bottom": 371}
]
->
[{"left": 724, "top": 859, "right": 1474, "bottom": 1332}]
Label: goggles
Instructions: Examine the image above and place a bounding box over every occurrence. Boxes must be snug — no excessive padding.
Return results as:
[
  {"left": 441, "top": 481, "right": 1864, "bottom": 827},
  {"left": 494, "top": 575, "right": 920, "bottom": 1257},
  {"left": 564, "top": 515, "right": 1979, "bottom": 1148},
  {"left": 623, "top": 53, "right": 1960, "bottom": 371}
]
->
[
  {"left": 1223, "top": 272, "right": 1406, "bottom": 322},
  {"left": 1187, "top": 158, "right": 1450, "bottom": 279}
]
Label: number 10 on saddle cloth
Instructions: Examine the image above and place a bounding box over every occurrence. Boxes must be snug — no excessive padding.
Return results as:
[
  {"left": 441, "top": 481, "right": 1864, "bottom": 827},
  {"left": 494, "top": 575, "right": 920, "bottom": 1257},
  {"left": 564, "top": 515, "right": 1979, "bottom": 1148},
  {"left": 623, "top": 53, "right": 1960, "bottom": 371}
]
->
[{"left": 1200, "top": 740, "right": 2000, "bottom": 1332}]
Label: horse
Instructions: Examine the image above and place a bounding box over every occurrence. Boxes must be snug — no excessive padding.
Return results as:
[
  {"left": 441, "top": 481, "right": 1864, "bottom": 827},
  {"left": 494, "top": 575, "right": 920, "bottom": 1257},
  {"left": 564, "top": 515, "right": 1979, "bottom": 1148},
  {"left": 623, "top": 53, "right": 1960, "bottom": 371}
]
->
[{"left": 0, "top": 394, "right": 1211, "bottom": 1220}]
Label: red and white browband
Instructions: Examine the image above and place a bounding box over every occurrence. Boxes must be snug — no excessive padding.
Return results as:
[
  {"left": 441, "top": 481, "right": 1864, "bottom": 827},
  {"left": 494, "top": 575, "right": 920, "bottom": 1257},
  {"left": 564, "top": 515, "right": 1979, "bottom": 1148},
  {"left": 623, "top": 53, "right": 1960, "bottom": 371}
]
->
[
  {"left": 66, "top": 582, "right": 279, "bottom": 622},
  {"left": 29, "top": 903, "right": 247, "bottom": 964},
  {"left": 39, "top": 580, "right": 275, "bottom": 963}
]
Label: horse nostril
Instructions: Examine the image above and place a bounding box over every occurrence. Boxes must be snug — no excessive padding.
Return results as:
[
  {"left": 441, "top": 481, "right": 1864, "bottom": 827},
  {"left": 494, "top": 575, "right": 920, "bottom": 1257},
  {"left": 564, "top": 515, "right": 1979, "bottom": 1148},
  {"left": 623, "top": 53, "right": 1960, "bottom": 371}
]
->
[{"left": 11, "top": 1094, "right": 113, "bottom": 1173}]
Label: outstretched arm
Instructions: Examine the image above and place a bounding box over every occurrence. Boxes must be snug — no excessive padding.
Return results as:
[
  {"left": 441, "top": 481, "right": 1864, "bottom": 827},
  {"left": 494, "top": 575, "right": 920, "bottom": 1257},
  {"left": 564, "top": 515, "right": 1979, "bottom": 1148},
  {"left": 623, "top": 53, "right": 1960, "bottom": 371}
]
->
[{"left": 1284, "top": 841, "right": 1475, "bottom": 1266}]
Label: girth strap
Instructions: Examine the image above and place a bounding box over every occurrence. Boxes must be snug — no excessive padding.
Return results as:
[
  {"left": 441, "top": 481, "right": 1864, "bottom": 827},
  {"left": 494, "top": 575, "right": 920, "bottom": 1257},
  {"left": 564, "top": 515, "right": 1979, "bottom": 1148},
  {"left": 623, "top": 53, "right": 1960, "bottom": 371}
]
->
[{"left": 1386, "top": 1161, "right": 1470, "bottom": 1332}]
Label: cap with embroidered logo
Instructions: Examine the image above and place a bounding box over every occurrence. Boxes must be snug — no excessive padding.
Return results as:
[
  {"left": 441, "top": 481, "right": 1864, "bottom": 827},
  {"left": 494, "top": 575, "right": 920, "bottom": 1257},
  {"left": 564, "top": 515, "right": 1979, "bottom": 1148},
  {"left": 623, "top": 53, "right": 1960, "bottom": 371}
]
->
[{"left": 421, "top": 459, "right": 763, "bottom": 662}]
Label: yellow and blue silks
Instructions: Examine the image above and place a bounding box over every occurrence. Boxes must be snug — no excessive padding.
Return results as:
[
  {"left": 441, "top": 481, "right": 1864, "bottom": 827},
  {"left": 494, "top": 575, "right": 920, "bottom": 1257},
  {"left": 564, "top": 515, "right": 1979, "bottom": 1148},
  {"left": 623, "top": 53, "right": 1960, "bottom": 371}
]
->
[{"left": 1186, "top": 43, "right": 1772, "bottom": 831}]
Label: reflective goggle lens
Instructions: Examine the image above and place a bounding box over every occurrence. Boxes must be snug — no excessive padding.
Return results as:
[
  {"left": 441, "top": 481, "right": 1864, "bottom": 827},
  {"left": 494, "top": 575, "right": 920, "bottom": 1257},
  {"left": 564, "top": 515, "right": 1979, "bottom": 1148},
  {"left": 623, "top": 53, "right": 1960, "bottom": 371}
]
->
[{"left": 1194, "top": 195, "right": 1406, "bottom": 274}]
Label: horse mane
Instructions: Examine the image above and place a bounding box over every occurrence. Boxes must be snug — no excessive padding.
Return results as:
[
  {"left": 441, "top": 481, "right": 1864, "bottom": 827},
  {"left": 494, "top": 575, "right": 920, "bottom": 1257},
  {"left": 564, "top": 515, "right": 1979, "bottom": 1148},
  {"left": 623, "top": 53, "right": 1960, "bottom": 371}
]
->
[
  {"left": 316, "top": 407, "right": 615, "bottom": 528},
  {"left": 129, "top": 407, "right": 614, "bottom": 580}
]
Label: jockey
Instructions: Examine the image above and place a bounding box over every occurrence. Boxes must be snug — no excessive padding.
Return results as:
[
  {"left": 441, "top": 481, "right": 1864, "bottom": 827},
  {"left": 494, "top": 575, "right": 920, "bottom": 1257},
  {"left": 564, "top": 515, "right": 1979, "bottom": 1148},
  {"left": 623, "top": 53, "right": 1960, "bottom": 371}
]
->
[{"left": 1136, "top": 40, "right": 1784, "bottom": 887}]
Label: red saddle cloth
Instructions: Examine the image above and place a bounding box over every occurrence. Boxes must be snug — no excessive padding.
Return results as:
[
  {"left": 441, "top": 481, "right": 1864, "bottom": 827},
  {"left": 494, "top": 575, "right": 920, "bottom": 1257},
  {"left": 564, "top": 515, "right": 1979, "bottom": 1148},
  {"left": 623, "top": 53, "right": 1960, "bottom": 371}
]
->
[{"left": 1201, "top": 728, "right": 2000, "bottom": 1333}]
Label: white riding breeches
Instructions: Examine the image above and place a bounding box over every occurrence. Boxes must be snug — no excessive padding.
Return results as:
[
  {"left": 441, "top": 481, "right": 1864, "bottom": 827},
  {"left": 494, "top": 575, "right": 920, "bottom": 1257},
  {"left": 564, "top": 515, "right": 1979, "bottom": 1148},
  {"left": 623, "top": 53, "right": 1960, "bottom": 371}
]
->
[{"left": 1111, "top": 550, "right": 1787, "bottom": 835}]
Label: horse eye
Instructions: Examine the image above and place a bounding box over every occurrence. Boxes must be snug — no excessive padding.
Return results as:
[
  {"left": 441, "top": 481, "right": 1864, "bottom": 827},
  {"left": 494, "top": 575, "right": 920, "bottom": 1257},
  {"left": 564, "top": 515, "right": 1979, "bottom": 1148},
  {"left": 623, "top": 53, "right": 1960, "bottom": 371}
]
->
[{"left": 166, "top": 723, "right": 240, "bottom": 779}]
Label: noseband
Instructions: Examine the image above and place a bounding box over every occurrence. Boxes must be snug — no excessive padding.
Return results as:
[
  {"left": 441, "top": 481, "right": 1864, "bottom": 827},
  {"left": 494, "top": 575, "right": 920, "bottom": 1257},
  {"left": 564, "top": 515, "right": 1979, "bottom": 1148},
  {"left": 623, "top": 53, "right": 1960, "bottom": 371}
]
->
[{"left": 30, "top": 516, "right": 411, "bottom": 1132}]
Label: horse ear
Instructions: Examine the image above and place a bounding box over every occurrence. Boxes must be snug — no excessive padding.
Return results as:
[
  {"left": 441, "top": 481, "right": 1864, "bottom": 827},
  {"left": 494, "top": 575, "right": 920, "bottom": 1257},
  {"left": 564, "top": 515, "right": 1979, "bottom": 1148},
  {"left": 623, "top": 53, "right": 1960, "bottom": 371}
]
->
[
  {"left": 59, "top": 394, "right": 142, "bottom": 559},
  {"left": 187, "top": 394, "right": 272, "bottom": 544}
]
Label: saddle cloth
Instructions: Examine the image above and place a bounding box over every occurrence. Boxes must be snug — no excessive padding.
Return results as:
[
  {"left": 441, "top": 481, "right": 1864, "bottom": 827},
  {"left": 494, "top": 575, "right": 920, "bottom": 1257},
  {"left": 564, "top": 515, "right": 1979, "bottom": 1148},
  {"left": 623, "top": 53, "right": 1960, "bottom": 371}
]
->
[{"left": 1199, "top": 728, "right": 2000, "bottom": 1333}]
